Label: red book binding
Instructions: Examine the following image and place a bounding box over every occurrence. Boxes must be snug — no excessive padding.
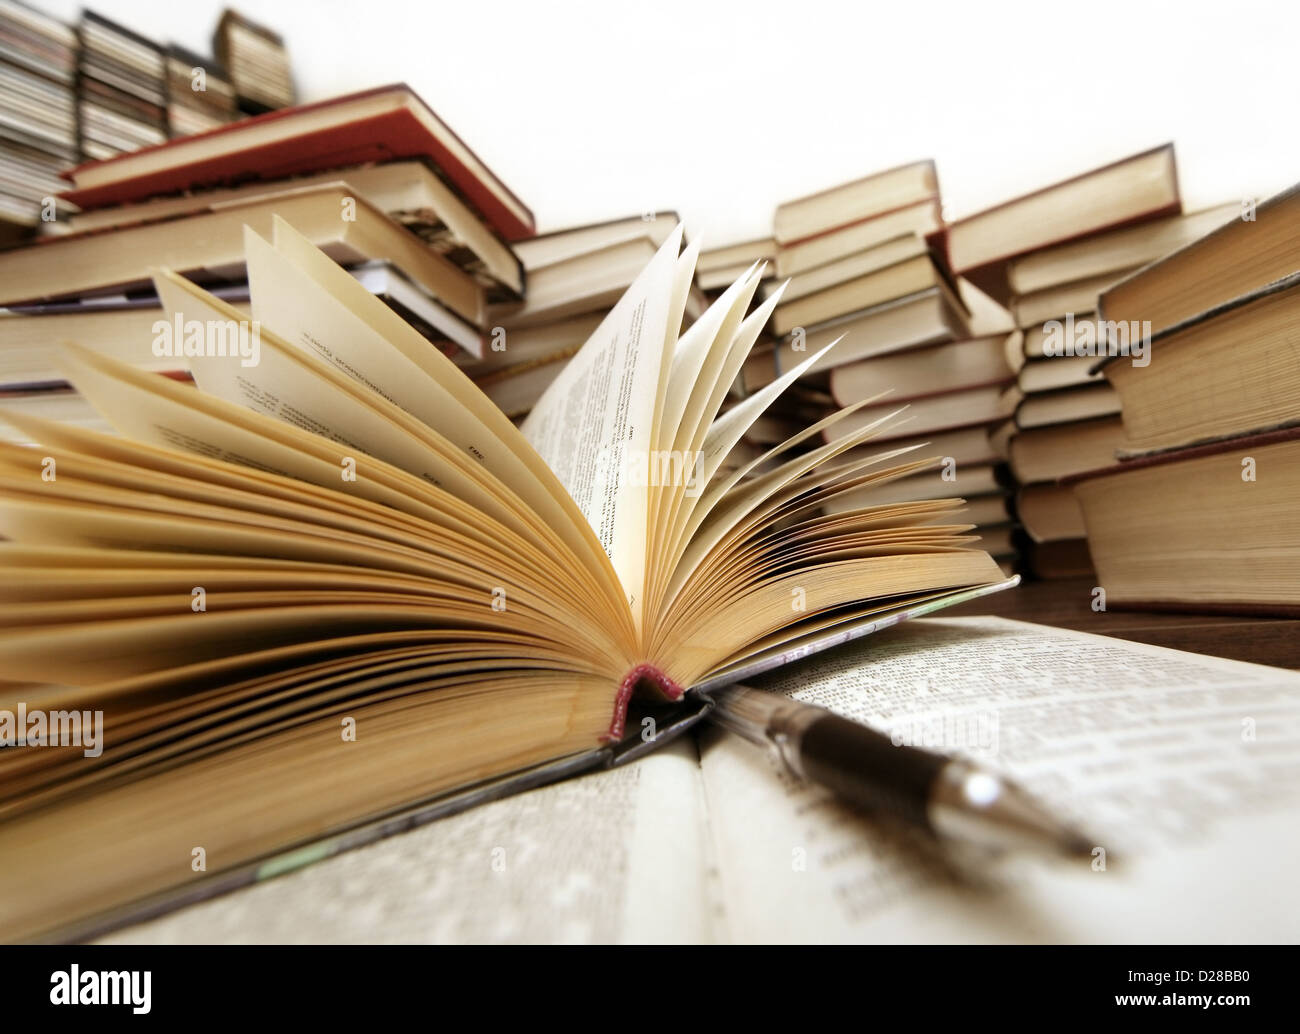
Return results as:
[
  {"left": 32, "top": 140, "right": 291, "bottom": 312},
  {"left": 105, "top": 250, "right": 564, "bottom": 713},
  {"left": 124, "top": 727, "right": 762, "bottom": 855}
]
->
[
  {"left": 607, "top": 664, "right": 683, "bottom": 741},
  {"left": 59, "top": 84, "right": 537, "bottom": 241}
]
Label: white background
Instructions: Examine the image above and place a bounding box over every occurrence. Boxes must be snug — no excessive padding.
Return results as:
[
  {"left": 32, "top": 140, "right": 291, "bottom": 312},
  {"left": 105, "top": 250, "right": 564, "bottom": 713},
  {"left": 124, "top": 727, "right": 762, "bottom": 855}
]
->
[{"left": 44, "top": 0, "right": 1300, "bottom": 244}]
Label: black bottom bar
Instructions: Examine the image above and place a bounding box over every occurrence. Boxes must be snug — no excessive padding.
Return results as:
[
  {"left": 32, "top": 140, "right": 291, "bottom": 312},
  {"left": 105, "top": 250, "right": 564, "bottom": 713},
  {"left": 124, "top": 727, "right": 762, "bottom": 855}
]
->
[{"left": 2, "top": 944, "right": 1292, "bottom": 1021}]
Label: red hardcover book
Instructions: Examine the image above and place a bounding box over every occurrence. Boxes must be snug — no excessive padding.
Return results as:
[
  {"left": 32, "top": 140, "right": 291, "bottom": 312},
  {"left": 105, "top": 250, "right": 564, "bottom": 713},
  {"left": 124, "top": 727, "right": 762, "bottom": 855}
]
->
[{"left": 59, "top": 83, "right": 536, "bottom": 241}]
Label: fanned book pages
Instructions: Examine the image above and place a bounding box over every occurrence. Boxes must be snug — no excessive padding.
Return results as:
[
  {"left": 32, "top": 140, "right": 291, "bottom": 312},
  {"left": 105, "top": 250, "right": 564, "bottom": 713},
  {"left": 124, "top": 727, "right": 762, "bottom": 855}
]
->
[{"left": 0, "top": 221, "right": 1008, "bottom": 941}]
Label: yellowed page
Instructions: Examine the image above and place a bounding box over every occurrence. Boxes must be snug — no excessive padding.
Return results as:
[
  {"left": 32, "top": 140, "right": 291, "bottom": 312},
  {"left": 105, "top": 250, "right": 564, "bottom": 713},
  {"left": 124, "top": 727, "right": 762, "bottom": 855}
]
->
[
  {"left": 642, "top": 240, "right": 703, "bottom": 554},
  {"left": 716, "top": 391, "right": 896, "bottom": 485},
  {"left": 650, "top": 239, "right": 703, "bottom": 451},
  {"left": 258, "top": 220, "right": 615, "bottom": 581},
  {"left": 149, "top": 271, "right": 614, "bottom": 585},
  {"left": 16, "top": 359, "right": 483, "bottom": 537},
  {"left": 687, "top": 287, "right": 787, "bottom": 473},
  {"left": 646, "top": 295, "right": 818, "bottom": 616},
  {"left": 687, "top": 328, "right": 832, "bottom": 515},
  {"left": 521, "top": 227, "right": 683, "bottom": 626},
  {"left": 44, "top": 349, "right": 632, "bottom": 654},
  {"left": 22, "top": 353, "right": 635, "bottom": 671},
  {"left": 666, "top": 440, "right": 928, "bottom": 621},
  {"left": 655, "top": 262, "right": 759, "bottom": 457},
  {"left": 642, "top": 267, "right": 766, "bottom": 613}
]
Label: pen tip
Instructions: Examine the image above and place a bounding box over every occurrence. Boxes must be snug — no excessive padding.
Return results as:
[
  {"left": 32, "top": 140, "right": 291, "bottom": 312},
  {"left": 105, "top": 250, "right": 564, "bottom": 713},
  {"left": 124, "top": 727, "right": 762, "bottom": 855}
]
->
[{"left": 930, "top": 761, "right": 1100, "bottom": 862}]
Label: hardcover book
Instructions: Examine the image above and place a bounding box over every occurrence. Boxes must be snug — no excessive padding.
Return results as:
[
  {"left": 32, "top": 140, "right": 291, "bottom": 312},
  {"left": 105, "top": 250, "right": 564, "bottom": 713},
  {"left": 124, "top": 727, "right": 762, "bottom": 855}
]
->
[
  {"left": 773, "top": 159, "right": 939, "bottom": 245},
  {"left": 1069, "top": 428, "right": 1300, "bottom": 613},
  {"left": 1097, "top": 270, "right": 1300, "bottom": 455},
  {"left": 59, "top": 83, "right": 536, "bottom": 241},
  {"left": 0, "top": 182, "right": 486, "bottom": 352},
  {"left": 945, "top": 144, "right": 1180, "bottom": 300},
  {"left": 1099, "top": 183, "right": 1300, "bottom": 336}
]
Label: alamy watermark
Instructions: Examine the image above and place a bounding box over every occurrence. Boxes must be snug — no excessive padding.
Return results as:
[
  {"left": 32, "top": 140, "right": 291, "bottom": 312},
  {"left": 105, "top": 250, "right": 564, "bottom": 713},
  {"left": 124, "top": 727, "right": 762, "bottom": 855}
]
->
[
  {"left": 1041, "top": 312, "right": 1151, "bottom": 368},
  {"left": 890, "top": 710, "right": 999, "bottom": 759},
  {"left": 593, "top": 446, "right": 706, "bottom": 498},
  {"left": 152, "top": 315, "right": 262, "bottom": 368},
  {"left": 50, "top": 966, "right": 150, "bottom": 1014},
  {"left": 0, "top": 703, "right": 103, "bottom": 757}
]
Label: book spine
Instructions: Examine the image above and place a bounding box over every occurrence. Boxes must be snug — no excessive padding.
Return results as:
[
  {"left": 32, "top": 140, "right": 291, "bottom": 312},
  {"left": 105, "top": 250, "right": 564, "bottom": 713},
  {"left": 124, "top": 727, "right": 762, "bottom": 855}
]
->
[{"left": 606, "top": 664, "right": 684, "bottom": 742}]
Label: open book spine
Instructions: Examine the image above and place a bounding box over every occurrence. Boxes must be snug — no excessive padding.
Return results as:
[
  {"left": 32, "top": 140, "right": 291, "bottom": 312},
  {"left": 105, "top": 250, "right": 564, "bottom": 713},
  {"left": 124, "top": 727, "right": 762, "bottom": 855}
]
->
[{"left": 609, "top": 665, "right": 685, "bottom": 741}]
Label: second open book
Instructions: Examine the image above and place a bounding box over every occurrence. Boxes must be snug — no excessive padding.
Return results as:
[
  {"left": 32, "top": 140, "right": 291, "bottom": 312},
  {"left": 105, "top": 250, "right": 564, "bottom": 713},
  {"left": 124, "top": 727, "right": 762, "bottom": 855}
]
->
[{"left": 0, "top": 220, "right": 1006, "bottom": 940}]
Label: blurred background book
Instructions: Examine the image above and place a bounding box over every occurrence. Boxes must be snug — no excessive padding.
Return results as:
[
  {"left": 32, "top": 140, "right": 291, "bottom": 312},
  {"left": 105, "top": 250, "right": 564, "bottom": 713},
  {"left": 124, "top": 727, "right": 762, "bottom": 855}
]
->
[{"left": 1, "top": 0, "right": 1298, "bottom": 611}]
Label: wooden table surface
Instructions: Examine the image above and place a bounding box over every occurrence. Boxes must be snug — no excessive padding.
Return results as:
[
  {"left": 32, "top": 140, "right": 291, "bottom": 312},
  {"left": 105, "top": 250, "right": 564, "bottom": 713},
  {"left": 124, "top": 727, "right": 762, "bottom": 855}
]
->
[{"left": 945, "top": 577, "right": 1300, "bottom": 670}]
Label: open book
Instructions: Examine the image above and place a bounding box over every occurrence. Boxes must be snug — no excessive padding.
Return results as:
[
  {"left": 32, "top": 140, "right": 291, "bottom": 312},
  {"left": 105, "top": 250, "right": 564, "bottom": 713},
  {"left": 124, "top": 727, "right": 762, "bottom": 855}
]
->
[
  {"left": 0, "top": 222, "right": 1006, "bottom": 941},
  {"left": 95, "top": 616, "right": 1300, "bottom": 944}
]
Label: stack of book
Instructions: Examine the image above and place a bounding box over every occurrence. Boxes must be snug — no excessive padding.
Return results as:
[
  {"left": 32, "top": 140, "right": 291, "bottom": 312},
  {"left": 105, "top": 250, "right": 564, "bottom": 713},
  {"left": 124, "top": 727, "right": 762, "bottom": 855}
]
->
[
  {"left": 945, "top": 145, "right": 1193, "bottom": 578},
  {"left": 740, "top": 162, "right": 1023, "bottom": 568},
  {"left": 0, "top": 0, "right": 78, "bottom": 239},
  {"left": 163, "top": 44, "right": 238, "bottom": 137},
  {"left": 815, "top": 320, "right": 1023, "bottom": 571},
  {"left": 1006, "top": 201, "right": 1239, "bottom": 576},
  {"left": 745, "top": 160, "right": 956, "bottom": 386},
  {"left": 1071, "top": 183, "right": 1300, "bottom": 613},
  {"left": 213, "top": 9, "right": 294, "bottom": 114},
  {"left": 696, "top": 237, "right": 775, "bottom": 295},
  {"left": 76, "top": 11, "right": 168, "bottom": 160},
  {"left": 464, "top": 213, "right": 701, "bottom": 419},
  {"left": 0, "top": 84, "right": 534, "bottom": 439}
]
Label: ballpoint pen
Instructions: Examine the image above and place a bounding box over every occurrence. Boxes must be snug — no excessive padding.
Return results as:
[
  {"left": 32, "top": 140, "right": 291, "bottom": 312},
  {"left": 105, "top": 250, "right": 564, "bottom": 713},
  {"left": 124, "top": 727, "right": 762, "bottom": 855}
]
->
[{"left": 706, "top": 683, "right": 1095, "bottom": 858}]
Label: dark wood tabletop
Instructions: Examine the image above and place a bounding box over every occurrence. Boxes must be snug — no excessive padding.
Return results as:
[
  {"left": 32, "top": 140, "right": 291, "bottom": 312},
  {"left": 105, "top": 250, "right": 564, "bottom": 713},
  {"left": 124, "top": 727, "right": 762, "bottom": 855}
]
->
[{"left": 945, "top": 577, "right": 1300, "bottom": 670}]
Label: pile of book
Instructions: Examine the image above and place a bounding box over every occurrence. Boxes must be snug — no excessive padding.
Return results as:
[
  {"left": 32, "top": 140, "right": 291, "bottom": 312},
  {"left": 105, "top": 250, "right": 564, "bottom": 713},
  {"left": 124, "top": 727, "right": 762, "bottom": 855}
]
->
[
  {"left": 696, "top": 237, "right": 776, "bottom": 297},
  {"left": 76, "top": 10, "right": 168, "bottom": 161},
  {"left": 0, "top": 84, "right": 535, "bottom": 440},
  {"left": 943, "top": 144, "right": 1228, "bottom": 579},
  {"left": 3, "top": 51, "right": 1289, "bottom": 609},
  {"left": 1070, "top": 182, "right": 1300, "bottom": 613},
  {"left": 736, "top": 161, "right": 1022, "bottom": 571},
  {"left": 0, "top": 0, "right": 77, "bottom": 238},
  {"left": 164, "top": 44, "right": 238, "bottom": 136},
  {"left": 461, "top": 212, "right": 696, "bottom": 420},
  {"left": 0, "top": 1, "right": 274, "bottom": 248},
  {"left": 747, "top": 159, "right": 955, "bottom": 380},
  {"left": 214, "top": 9, "right": 294, "bottom": 113}
]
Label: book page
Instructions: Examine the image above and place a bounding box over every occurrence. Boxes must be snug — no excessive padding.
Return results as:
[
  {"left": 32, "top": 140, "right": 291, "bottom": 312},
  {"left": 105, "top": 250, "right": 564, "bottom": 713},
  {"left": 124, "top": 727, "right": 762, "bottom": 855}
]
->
[
  {"left": 656, "top": 262, "right": 757, "bottom": 459},
  {"left": 699, "top": 616, "right": 1300, "bottom": 943},
  {"left": 520, "top": 228, "right": 684, "bottom": 624},
  {"left": 252, "top": 219, "right": 612, "bottom": 581},
  {"left": 244, "top": 227, "right": 565, "bottom": 524},
  {"left": 149, "top": 271, "right": 532, "bottom": 538},
  {"left": 97, "top": 738, "right": 716, "bottom": 945}
]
